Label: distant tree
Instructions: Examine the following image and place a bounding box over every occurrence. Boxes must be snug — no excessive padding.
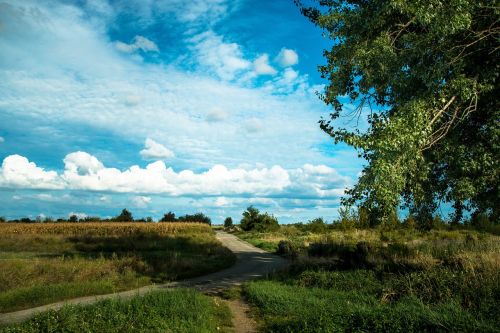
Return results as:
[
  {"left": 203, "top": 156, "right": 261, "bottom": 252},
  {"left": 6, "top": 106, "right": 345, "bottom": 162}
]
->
[
  {"left": 240, "top": 206, "right": 279, "bottom": 232},
  {"left": 20, "top": 218, "right": 32, "bottom": 223},
  {"left": 224, "top": 217, "right": 233, "bottom": 228},
  {"left": 146, "top": 217, "right": 153, "bottom": 223},
  {"left": 160, "top": 211, "right": 176, "bottom": 222},
  {"left": 0, "top": 217, "right": 5, "bottom": 223},
  {"left": 68, "top": 215, "right": 78, "bottom": 223},
  {"left": 177, "top": 213, "right": 211, "bottom": 225},
  {"left": 115, "top": 209, "right": 133, "bottom": 222}
]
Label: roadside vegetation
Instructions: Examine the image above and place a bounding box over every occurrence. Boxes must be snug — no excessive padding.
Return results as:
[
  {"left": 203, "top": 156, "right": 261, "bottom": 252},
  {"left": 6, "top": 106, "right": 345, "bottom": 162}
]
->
[
  {"left": 232, "top": 215, "right": 499, "bottom": 332},
  {"left": 0, "top": 221, "right": 235, "bottom": 312},
  {"left": 0, "top": 289, "right": 233, "bottom": 333}
]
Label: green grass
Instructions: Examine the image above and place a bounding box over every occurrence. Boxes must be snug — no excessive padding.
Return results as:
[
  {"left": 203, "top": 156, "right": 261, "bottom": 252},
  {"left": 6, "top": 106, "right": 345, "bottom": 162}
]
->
[
  {"left": 236, "top": 226, "right": 499, "bottom": 332},
  {"left": 0, "top": 223, "right": 236, "bottom": 312},
  {"left": 0, "top": 289, "right": 233, "bottom": 333}
]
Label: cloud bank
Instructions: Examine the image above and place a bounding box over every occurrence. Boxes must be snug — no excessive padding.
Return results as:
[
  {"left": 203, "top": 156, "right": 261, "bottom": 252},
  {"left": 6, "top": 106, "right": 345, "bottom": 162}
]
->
[{"left": 0, "top": 152, "right": 350, "bottom": 198}]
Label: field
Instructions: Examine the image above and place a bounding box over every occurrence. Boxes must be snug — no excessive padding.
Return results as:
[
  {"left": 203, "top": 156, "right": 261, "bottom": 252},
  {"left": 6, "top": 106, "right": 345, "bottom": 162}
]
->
[
  {"left": 0, "top": 223, "right": 235, "bottom": 312},
  {"left": 0, "top": 289, "right": 232, "bottom": 333},
  {"left": 235, "top": 226, "right": 500, "bottom": 332}
]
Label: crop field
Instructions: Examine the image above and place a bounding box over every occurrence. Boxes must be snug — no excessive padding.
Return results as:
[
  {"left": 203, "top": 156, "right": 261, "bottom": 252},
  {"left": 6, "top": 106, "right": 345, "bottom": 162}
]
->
[
  {"left": 0, "top": 223, "right": 235, "bottom": 312},
  {"left": 236, "top": 226, "right": 500, "bottom": 332}
]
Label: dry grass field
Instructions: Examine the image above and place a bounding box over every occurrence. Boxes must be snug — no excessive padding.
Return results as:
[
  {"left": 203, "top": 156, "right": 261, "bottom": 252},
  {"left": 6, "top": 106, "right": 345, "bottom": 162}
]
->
[{"left": 0, "top": 222, "right": 235, "bottom": 312}]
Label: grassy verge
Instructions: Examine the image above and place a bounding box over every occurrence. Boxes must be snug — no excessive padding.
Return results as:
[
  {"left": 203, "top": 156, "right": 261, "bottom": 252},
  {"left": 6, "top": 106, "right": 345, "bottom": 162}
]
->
[
  {"left": 0, "top": 223, "right": 236, "bottom": 312},
  {"left": 0, "top": 289, "right": 233, "bottom": 333},
  {"left": 237, "top": 227, "right": 499, "bottom": 332}
]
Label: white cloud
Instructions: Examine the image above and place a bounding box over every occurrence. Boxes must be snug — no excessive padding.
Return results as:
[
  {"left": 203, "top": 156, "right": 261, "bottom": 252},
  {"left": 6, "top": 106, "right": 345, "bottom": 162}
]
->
[
  {"left": 140, "top": 138, "right": 175, "bottom": 160},
  {"left": 214, "top": 196, "right": 229, "bottom": 207},
  {"left": 244, "top": 118, "right": 263, "bottom": 133},
  {"left": 124, "top": 95, "right": 142, "bottom": 106},
  {"left": 253, "top": 54, "right": 277, "bottom": 75},
  {"left": 0, "top": 153, "right": 350, "bottom": 199},
  {"left": 0, "top": 0, "right": 362, "bottom": 185},
  {"left": 68, "top": 212, "right": 88, "bottom": 219},
  {"left": 206, "top": 108, "right": 228, "bottom": 122},
  {"left": 0, "top": 137, "right": 4, "bottom": 143},
  {"left": 115, "top": 35, "right": 159, "bottom": 53},
  {"left": 0, "top": 155, "right": 63, "bottom": 189},
  {"left": 276, "top": 48, "right": 299, "bottom": 67},
  {"left": 132, "top": 195, "right": 151, "bottom": 208},
  {"left": 189, "top": 30, "right": 251, "bottom": 80}
]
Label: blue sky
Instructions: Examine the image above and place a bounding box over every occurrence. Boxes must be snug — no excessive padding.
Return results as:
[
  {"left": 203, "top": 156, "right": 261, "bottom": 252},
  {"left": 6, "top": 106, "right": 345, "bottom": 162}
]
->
[{"left": 0, "top": 0, "right": 365, "bottom": 223}]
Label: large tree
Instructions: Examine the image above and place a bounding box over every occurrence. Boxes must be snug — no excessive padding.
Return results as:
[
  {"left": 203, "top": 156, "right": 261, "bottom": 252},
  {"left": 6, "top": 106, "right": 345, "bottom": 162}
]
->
[{"left": 297, "top": 0, "right": 499, "bottom": 223}]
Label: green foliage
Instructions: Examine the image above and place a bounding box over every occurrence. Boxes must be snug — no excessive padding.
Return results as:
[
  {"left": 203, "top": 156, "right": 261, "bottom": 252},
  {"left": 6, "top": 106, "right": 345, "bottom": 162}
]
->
[
  {"left": 240, "top": 206, "right": 279, "bottom": 232},
  {"left": 298, "top": 0, "right": 500, "bottom": 223},
  {"left": 306, "top": 217, "right": 327, "bottom": 233},
  {"left": 224, "top": 217, "right": 233, "bottom": 228},
  {"left": 177, "top": 213, "right": 212, "bottom": 225},
  {"left": 114, "top": 209, "right": 133, "bottom": 222},
  {"left": 1, "top": 289, "right": 233, "bottom": 333}
]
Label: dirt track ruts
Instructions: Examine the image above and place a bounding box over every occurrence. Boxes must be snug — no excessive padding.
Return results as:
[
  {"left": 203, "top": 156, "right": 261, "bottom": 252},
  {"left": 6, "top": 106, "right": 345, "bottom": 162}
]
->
[{"left": 0, "top": 231, "right": 287, "bottom": 325}]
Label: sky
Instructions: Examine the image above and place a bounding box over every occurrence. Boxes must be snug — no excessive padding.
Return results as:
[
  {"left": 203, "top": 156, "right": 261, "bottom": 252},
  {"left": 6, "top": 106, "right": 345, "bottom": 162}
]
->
[{"left": 0, "top": 0, "right": 365, "bottom": 223}]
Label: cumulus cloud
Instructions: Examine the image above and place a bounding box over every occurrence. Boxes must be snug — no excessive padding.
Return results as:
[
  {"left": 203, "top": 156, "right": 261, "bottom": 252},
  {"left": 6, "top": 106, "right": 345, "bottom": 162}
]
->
[
  {"left": 115, "top": 35, "right": 159, "bottom": 53},
  {"left": 140, "top": 138, "right": 175, "bottom": 160},
  {"left": 0, "top": 153, "right": 350, "bottom": 199},
  {"left": 276, "top": 48, "right": 299, "bottom": 67},
  {"left": 189, "top": 30, "right": 251, "bottom": 80},
  {"left": 253, "top": 54, "right": 277, "bottom": 75},
  {"left": 0, "top": 155, "right": 63, "bottom": 189},
  {"left": 206, "top": 108, "right": 228, "bottom": 122}
]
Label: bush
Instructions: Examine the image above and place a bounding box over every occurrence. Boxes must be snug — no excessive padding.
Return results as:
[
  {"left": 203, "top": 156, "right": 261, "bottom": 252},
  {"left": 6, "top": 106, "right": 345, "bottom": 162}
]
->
[
  {"left": 277, "top": 240, "right": 299, "bottom": 258},
  {"left": 306, "top": 217, "right": 327, "bottom": 233}
]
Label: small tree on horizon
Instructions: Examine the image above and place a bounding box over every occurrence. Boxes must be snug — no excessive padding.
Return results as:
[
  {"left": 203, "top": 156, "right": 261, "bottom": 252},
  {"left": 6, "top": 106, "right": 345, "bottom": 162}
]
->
[
  {"left": 160, "top": 211, "right": 176, "bottom": 222},
  {"left": 115, "top": 208, "right": 133, "bottom": 222},
  {"left": 224, "top": 217, "right": 233, "bottom": 228}
]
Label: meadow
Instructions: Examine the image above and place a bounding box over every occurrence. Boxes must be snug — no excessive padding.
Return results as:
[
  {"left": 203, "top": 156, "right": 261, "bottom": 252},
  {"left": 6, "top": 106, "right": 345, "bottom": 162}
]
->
[
  {"left": 235, "top": 225, "right": 500, "bottom": 332},
  {"left": 0, "top": 222, "right": 235, "bottom": 312}
]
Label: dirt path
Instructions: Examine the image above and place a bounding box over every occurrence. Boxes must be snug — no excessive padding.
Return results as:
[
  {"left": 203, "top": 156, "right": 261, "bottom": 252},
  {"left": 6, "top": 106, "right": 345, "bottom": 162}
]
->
[{"left": 0, "top": 231, "right": 287, "bottom": 328}]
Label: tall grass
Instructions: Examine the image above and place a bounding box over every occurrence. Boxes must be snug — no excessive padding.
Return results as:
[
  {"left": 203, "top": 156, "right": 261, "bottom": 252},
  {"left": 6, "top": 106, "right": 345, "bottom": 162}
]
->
[
  {"left": 0, "top": 289, "right": 233, "bottom": 333},
  {"left": 238, "top": 226, "right": 499, "bottom": 332}
]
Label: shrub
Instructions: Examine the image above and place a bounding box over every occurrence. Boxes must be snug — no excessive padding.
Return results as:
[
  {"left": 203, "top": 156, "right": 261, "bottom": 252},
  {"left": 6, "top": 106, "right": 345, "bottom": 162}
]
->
[
  {"left": 306, "top": 217, "right": 327, "bottom": 233},
  {"left": 277, "top": 240, "right": 299, "bottom": 258}
]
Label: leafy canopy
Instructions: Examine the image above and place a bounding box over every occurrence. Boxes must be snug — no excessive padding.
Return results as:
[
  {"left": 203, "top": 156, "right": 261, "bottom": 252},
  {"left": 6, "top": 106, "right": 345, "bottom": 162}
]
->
[{"left": 298, "top": 0, "right": 500, "bottom": 223}]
